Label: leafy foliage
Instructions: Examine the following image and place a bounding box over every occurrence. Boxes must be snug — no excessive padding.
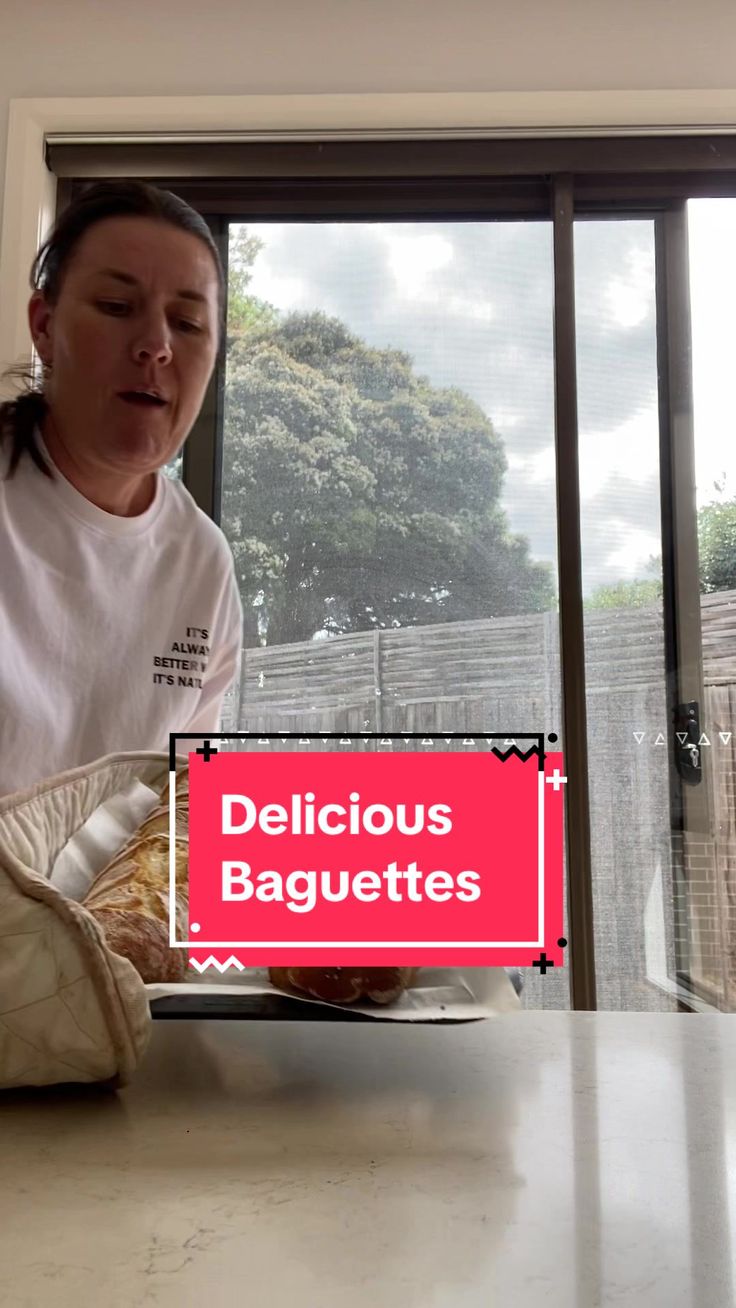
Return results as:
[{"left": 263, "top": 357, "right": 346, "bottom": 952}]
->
[
  {"left": 698, "top": 500, "right": 736, "bottom": 594},
  {"left": 585, "top": 577, "right": 663, "bottom": 610},
  {"left": 221, "top": 230, "right": 556, "bottom": 645},
  {"left": 585, "top": 485, "right": 736, "bottom": 610}
]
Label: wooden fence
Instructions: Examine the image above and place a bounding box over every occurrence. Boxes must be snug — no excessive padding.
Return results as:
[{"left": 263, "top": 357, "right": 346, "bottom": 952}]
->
[{"left": 224, "top": 590, "right": 736, "bottom": 1011}]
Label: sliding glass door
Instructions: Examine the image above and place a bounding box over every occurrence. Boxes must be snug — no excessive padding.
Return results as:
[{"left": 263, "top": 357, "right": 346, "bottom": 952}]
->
[
  {"left": 53, "top": 140, "right": 736, "bottom": 1009},
  {"left": 219, "top": 218, "right": 568, "bottom": 1010}
]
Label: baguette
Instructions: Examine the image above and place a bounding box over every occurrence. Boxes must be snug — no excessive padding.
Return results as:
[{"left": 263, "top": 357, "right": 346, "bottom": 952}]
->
[
  {"left": 268, "top": 966, "right": 418, "bottom": 1005},
  {"left": 82, "top": 770, "right": 190, "bottom": 984},
  {"left": 83, "top": 770, "right": 418, "bottom": 1003}
]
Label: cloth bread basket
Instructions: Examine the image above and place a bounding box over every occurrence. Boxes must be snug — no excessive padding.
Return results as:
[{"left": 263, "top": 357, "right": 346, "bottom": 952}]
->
[{"left": 0, "top": 751, "right": 174, "bottom": 1090}]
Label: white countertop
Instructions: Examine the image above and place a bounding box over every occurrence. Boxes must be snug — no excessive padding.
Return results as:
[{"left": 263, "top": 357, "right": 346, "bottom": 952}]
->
[{"left": 2, "top": 1012, "right": 736, "bottom": 1308}]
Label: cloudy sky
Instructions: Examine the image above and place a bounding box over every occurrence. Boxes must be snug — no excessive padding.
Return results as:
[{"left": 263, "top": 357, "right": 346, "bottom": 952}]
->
[{"left": 231, "top": 202, "right": 734, "bottom": 596}]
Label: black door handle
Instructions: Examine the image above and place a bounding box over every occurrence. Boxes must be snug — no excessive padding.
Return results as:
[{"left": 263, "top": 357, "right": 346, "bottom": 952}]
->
[{"left": 674, "top": 701, "right": 703, "bottom": 786}]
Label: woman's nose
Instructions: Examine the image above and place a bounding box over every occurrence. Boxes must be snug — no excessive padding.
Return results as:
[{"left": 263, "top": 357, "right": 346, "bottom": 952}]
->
[{"left": 132, "top": 322, "right": 173, "bottom": 365}]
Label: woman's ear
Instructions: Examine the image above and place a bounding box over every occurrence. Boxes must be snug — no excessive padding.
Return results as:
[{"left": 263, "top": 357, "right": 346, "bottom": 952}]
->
[{"left": 28, "top": 291, "right": 54, "bottom": 369}]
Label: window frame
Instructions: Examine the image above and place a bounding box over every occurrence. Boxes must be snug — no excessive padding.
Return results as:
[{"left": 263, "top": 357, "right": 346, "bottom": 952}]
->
[{"left": 48, "top": 130, "right": 736, "bottom": 1012}]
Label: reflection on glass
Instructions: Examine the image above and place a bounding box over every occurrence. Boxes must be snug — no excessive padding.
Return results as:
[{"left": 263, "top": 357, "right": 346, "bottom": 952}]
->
[
  {"left": 686, "top": 199, "right": 736, "bottom": 1010},
  {"left": 576, "top": 219, "right": 677, "bottom": 1011},
  {"left": 221, "top": 220, "right": 566, "bottom": 1008}
]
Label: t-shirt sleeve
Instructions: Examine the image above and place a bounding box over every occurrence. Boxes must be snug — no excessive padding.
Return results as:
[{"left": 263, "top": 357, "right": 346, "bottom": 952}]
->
[{"left": 184, "top": 558, "right": 243, "bottom": 737}]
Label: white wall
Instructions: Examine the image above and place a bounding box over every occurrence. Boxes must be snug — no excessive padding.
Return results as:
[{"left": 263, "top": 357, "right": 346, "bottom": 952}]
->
[{"left": 2, "top": 0, "right": 736, "bottom": 238}]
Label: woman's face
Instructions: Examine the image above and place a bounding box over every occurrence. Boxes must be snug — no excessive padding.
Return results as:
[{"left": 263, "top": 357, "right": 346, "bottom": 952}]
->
[{"left": 28, "top": 215, "right": 221, "bottom": 478}]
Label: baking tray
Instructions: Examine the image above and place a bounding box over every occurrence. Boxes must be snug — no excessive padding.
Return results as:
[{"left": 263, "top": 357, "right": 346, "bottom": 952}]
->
[{"left": 147, "top": 967, "right": 524, "bottom": 1023}]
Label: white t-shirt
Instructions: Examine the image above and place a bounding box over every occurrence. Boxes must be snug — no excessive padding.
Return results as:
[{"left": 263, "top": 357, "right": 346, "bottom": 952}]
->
[{"left": 0, "top": 434, "right": 243, "bottom": 796}]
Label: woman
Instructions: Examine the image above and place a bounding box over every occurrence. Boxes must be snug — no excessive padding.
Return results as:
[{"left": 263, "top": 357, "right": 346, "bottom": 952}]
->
[{"left": 0, "top": 180, "right": 243, "bottom": 797}]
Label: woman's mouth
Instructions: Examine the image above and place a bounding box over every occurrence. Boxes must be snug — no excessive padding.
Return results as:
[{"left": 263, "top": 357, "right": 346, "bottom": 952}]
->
[{"left": 117, "top": 390, "right": 169, "bottom": 408}]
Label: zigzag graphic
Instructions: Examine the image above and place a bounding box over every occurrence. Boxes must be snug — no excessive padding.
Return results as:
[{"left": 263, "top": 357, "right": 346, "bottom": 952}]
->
[
  {"left": 491, "top": 744, "right": 542, "bottom": 763},
  {"left": 188, "top": 955, "right": 246, "bottom": 973}
]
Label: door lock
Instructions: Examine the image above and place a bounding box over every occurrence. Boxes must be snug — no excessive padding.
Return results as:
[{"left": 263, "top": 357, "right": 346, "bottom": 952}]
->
[{"left": 674, "top": 701, "right": 702, "bottom": 786}]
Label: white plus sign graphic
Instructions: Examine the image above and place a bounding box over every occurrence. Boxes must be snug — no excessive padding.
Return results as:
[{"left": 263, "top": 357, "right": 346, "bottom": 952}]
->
[{"left": 546, "top": 769, "right": 567, "bottom": 791}]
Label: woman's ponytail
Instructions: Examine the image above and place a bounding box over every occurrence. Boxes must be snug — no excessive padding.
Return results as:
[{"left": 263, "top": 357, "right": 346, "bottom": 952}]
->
[{"left": 0, "top": 389, "right": 53, "bottom": 479}]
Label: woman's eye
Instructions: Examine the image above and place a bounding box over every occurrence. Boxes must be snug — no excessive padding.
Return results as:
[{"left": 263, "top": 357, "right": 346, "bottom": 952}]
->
[
  {"left": 97, "top": 300, "right": 130, "bottom": 316},
  {"left": 176, "top": 319, "right": 203, "bottom": 334}
]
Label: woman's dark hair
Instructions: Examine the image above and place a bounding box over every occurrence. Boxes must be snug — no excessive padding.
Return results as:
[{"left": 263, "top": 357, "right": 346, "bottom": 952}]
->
[{"left": 0, "top": 179, "right": 226, "bottom": 479}]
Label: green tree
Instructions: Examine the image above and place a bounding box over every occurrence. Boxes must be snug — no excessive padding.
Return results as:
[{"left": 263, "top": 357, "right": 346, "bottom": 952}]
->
[
  {"left": 585, "top": 575, "right": 662, "bottom": 610},
  {"left": 698, "top": 499, "right": 736, "bottom": 593},
  {"left": 585, "top": 485, "right": 736, "bottom": 611},
  {"left": 222, "top": 305, "right": 555, "bottom": 645},
  {"left": 227, "top": 227, "right": 280, "bottom": 341},
  {"left": 224, "top": 235, "right": 736, "bottom": 635}
]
